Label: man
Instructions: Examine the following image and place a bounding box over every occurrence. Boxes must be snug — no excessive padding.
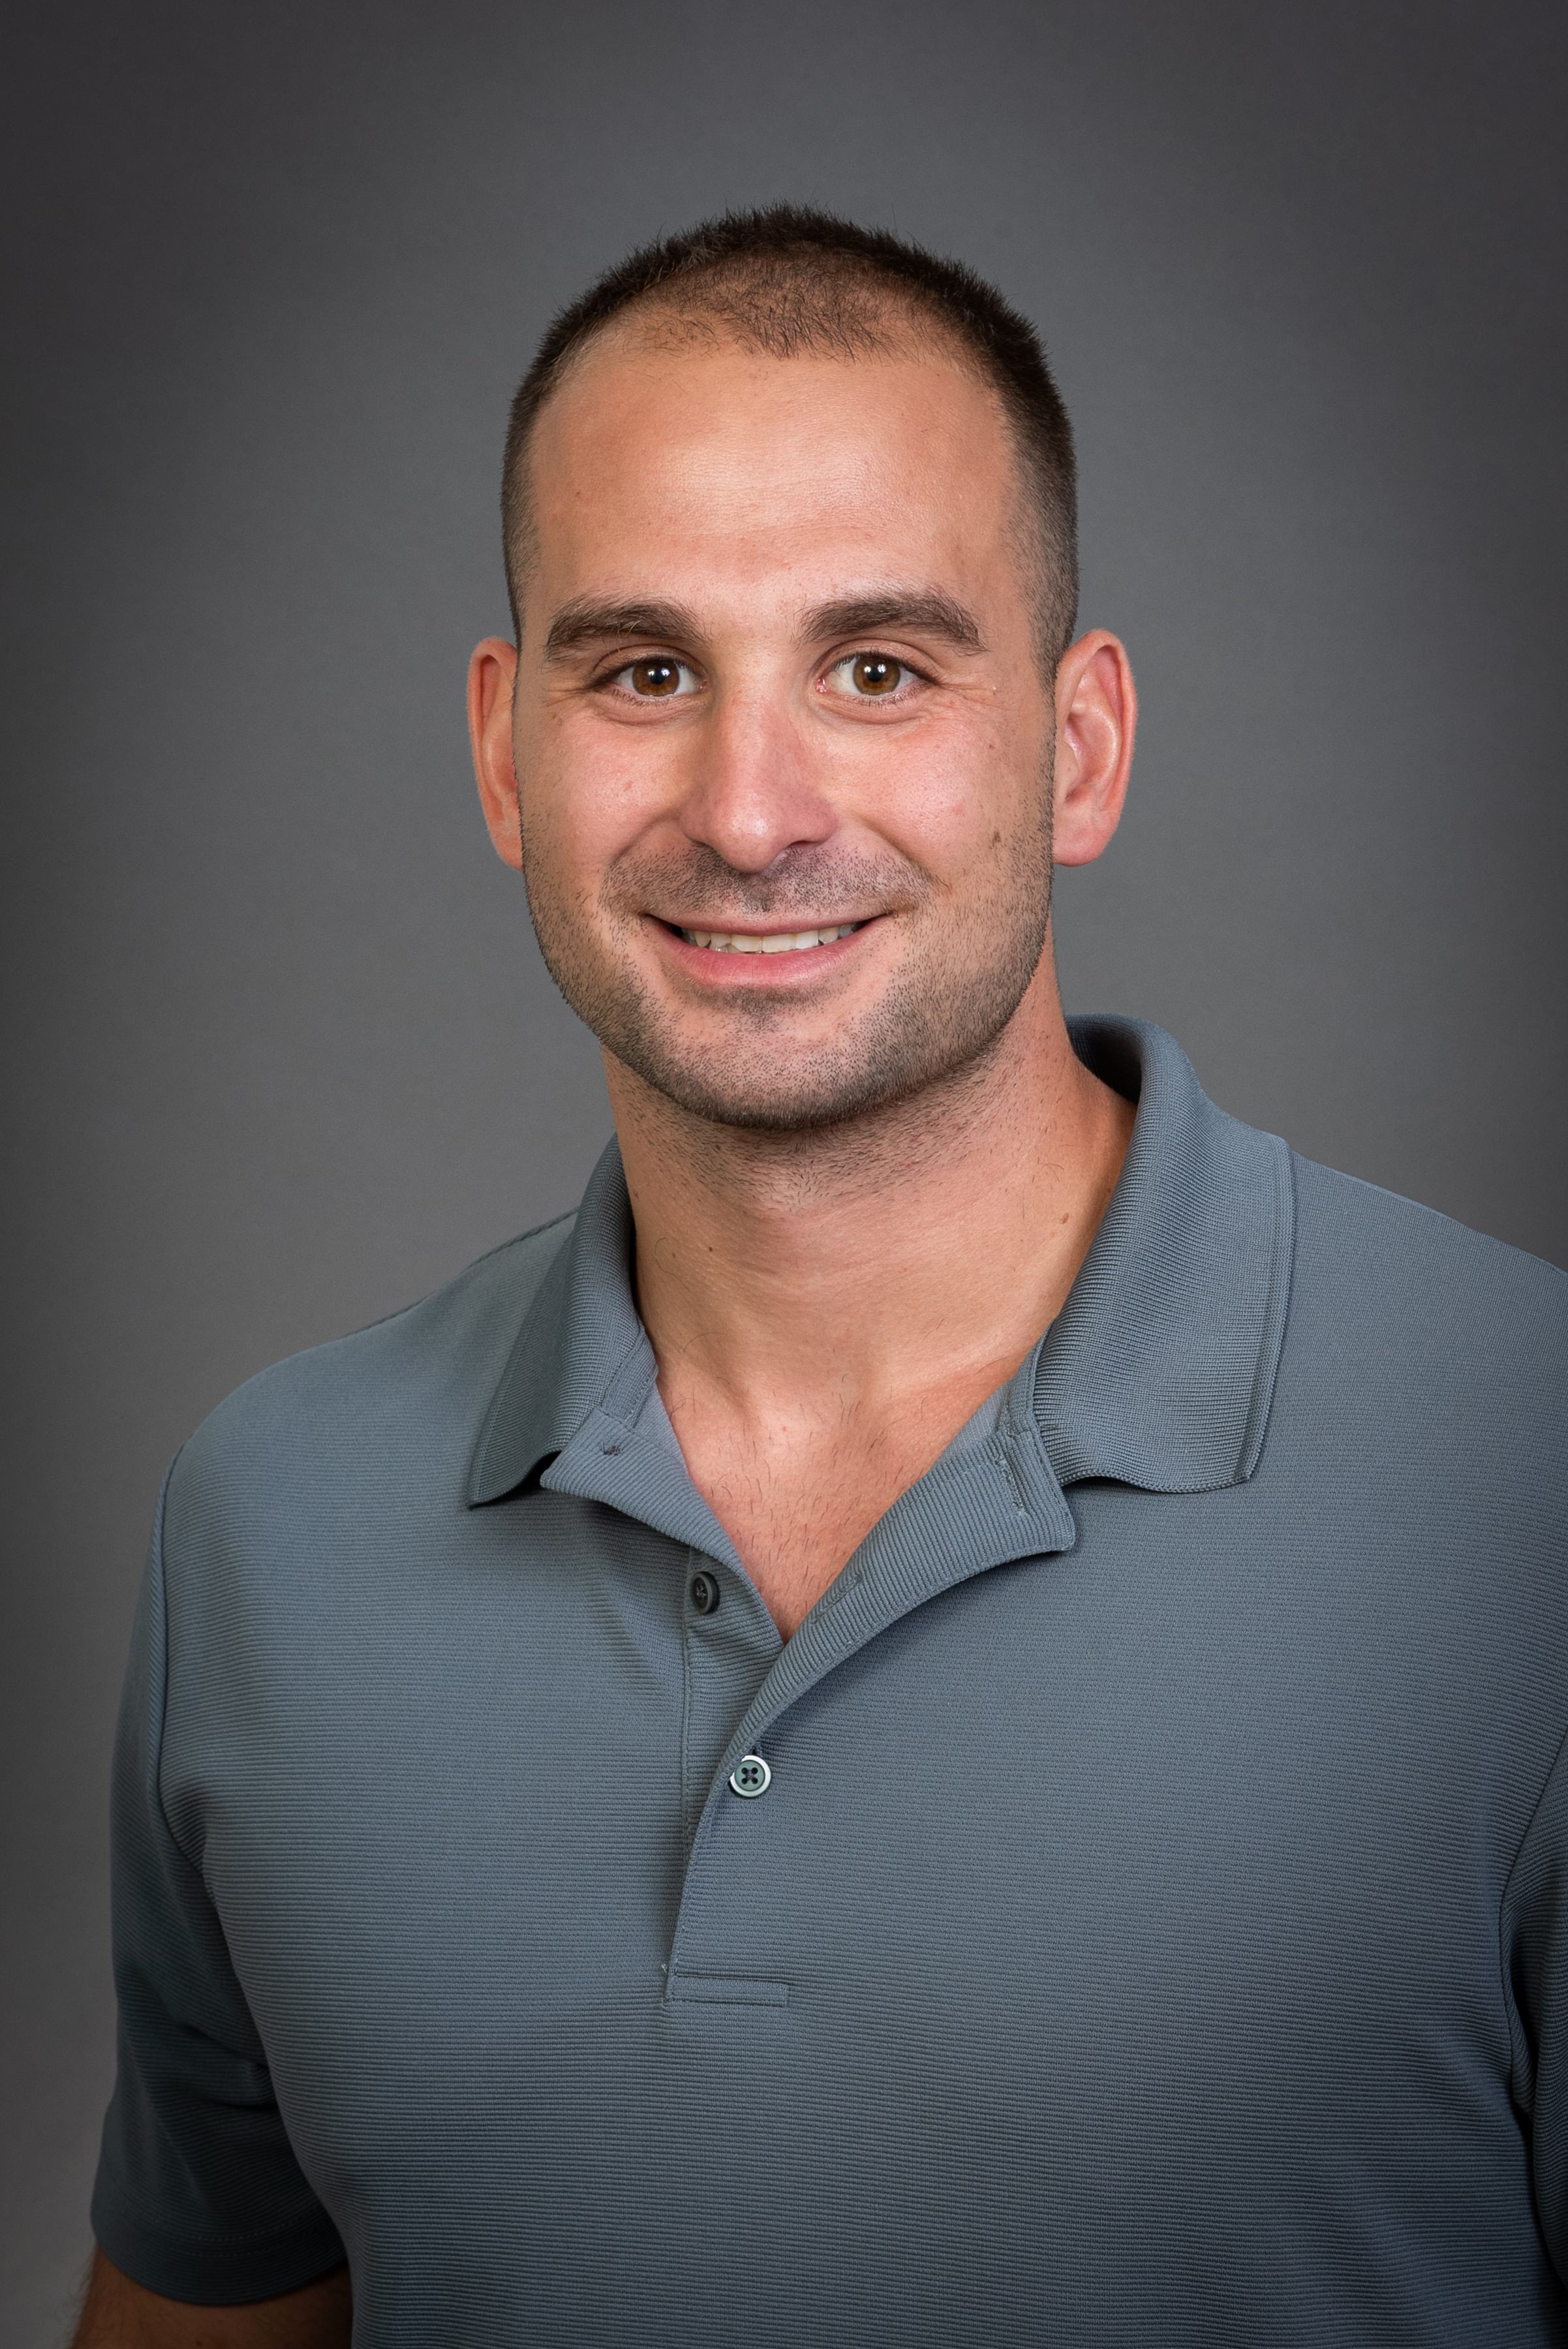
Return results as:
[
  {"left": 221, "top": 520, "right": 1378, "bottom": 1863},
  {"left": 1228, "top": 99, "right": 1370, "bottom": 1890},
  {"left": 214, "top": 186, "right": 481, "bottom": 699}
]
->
[{"left": 78, "top": 209, "right": 1568, "bottom": 2345}]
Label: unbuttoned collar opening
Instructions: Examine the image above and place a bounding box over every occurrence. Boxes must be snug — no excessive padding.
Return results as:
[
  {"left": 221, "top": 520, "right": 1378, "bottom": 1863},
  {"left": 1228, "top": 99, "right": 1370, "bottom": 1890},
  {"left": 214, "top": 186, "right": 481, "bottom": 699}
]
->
[{"left": 467, "top": 1017, "right": 1295, "bottom": 1511}]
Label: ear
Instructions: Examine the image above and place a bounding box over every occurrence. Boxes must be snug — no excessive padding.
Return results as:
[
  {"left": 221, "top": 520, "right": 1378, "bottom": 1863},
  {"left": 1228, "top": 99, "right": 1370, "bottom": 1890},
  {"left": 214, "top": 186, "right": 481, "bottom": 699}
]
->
[
  {"left": 1050, "top": 630, "right": 1137, "bottom": 868},
  {"left": 468, "top": 637, "right": 523, "bottom": 871}
]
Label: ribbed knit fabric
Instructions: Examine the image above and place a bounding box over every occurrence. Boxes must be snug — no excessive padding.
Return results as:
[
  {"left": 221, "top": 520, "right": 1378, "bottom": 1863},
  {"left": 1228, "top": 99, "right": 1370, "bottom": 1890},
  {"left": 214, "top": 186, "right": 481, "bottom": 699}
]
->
[{"left": 93, "top": 1019, "right": 1568, "bottom": 2344}]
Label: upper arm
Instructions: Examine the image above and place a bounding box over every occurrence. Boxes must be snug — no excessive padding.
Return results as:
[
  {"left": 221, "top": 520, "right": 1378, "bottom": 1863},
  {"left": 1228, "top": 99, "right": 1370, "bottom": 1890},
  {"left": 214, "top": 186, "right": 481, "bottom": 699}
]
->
[{"left": 91, "top": 1465, "right": 346, "bottom": 2302}]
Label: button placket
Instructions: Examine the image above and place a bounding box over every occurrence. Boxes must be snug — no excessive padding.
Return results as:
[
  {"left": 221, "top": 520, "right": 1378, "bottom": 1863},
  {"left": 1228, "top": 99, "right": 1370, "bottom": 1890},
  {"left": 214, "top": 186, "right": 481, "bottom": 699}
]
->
[
  {"left": 670, "top": 1383, "right": 1076, "bottom": 2000},
  {"left": 677, "top": 1551, "right": 777, "bottom": 1862}
]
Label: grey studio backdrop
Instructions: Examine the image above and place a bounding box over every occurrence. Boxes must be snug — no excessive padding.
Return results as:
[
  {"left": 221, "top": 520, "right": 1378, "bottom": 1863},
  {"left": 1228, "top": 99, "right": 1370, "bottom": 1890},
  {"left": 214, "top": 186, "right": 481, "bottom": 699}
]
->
[{"left": 4, "top": 0, "right": 1565, "bottom": 2336}]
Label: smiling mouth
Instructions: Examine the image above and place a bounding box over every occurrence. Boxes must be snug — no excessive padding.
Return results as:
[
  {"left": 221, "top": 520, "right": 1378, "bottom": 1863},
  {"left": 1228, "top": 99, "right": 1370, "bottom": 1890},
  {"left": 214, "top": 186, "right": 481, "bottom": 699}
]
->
[{"left": 672, "top": 921, "right": 867, "bottom": 955}]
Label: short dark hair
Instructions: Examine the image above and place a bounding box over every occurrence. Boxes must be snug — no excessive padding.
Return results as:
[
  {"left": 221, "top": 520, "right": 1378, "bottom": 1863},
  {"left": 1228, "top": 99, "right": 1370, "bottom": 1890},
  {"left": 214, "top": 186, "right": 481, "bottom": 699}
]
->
[{"left": 501, "top": 205, "right": 1078, "bottom": 664}]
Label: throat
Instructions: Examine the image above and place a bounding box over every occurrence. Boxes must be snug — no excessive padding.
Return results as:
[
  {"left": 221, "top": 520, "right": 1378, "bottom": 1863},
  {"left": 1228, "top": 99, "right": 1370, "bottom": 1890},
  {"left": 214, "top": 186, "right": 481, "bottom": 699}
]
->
[{"left": 658, "top": 1364, "right": 1016, "bottom": 1640}]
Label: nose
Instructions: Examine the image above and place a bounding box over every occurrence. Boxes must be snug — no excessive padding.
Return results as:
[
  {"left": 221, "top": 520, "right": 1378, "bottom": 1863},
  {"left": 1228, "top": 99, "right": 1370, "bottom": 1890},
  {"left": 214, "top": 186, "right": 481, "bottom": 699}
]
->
[{"left": 674, "top": 683, "right": 837, "bottom": 875}]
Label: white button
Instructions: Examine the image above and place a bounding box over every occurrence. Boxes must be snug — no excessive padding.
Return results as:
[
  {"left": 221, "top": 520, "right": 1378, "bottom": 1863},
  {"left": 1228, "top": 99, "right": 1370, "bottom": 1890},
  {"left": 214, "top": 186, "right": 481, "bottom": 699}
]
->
[{"left": 729, "top": 1753, "right": 771, "bottom": 1798}]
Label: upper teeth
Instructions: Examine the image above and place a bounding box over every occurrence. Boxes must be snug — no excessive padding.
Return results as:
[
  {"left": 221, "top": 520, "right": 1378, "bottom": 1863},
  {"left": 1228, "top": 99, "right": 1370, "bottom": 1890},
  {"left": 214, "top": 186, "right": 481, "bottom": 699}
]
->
[{"left": 679, "top": 924, "right": 862, "bottom": 953}]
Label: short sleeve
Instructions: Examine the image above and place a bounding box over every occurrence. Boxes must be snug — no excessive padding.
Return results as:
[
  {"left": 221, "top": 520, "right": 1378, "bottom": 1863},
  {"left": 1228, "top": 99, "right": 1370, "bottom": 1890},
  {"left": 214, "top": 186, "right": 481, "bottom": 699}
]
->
[
  {"left": 90, "top": 1460, "right": 347, "bottom": 2303},
  {"left": 1502, "top": 1722, "right": 1568, "bottom": 2291}
]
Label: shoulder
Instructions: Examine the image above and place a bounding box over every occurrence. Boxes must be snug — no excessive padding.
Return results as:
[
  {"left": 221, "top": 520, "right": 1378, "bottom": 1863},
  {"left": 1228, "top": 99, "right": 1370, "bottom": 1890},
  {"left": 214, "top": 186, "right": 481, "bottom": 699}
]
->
[
  {"left": 166, "top": 1212, "right": 577, "bottom": 1521},
  {"left": 1279, "top": 1152, "right": 1567, "bottom": 1483},
  {"left": 1289, "top": 1151, "right": 1566, "bottom": 1344}
]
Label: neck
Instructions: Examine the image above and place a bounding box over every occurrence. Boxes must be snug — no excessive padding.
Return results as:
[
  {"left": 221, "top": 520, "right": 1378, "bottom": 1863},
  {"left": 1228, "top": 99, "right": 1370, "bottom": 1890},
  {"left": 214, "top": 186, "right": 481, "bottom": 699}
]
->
[{"left": 606, "top": 956, "right": 1134, "bottom": 1426}]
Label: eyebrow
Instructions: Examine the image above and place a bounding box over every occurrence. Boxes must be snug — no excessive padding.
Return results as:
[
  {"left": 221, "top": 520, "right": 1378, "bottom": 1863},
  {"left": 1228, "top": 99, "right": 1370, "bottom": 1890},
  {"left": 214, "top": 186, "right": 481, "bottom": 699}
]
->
[
  {"left": 798, "top": 591, "right": 985, "bottom": 653},
  {"left": 540, "top": 586, "right": 987, "bottom": 663},
  {"left": 543, "top": 598, "right": 701, "bottom": 660}
]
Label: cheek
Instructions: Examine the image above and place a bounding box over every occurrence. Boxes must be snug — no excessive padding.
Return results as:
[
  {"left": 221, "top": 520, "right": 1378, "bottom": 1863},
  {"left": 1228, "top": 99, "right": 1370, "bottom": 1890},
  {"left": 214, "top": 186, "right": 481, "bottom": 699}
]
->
[
  {"left": 521, "top": 720, "right": 667, "bottom": 883},
  {"left": 850, "top": 722, "right": 1035, "bottom": 872}
]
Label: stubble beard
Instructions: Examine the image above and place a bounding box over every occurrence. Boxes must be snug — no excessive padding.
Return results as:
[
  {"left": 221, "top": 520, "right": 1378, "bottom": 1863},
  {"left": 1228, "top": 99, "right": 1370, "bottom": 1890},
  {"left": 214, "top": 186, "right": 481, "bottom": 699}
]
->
[{"left": 523, "top": 804, "right": 1055, "bottom": 1138}]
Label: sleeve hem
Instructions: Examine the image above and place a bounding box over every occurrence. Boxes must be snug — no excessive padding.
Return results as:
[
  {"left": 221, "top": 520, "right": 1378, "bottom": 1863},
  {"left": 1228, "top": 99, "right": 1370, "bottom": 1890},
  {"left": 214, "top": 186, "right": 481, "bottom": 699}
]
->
[{"left": 90, "top": 2178, "right": 346, "bottom": 2307}]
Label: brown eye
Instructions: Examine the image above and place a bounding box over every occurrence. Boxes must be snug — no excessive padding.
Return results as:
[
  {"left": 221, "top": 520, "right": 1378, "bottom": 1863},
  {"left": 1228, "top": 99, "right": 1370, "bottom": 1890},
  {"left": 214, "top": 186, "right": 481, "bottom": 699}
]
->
[
  {"left": 630, "top": 658, "right": 683, "bottom": 696},
  {"left": 822, "top": 651, "right": 919, "bottom": 705}
]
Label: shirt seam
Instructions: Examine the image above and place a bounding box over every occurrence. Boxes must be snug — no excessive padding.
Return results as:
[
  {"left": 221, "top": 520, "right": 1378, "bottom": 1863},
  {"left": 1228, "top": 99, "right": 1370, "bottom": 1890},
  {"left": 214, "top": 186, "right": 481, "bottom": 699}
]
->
[
  {"left": 95, "top": 2166, "right": 341, "bottom": 2251},
  {"left": 679, "top": 1547, "right": 698, "bottom": 1858}
]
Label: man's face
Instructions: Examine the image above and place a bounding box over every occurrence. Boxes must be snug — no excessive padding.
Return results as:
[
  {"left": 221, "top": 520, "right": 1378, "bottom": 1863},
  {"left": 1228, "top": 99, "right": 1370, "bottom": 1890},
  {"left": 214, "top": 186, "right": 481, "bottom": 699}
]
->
[{"left": 504, "top": 329, "right": 1062, "bottom": 1131}]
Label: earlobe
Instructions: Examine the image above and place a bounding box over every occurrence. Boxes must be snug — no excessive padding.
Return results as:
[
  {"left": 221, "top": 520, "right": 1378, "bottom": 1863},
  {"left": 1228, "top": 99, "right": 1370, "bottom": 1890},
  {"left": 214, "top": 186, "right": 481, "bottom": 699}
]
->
[
  {"left": 1051, "top": 630, "right": 1137, "bottom": 870},
  {"left": 468, "top": 637, "right": 524, "bottom": 872}
]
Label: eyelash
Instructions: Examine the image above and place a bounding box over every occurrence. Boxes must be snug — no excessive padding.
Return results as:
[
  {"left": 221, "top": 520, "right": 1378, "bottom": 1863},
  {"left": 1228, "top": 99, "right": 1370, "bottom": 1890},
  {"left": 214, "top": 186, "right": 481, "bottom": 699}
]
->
[
  {"left": 599, "top": 657, "right": 702, "bottom": 699},
  {"left": 820, "top": 652, "right": 927, "bottom": 701},
  {"left": 596, "top": 651, "right": 931, "bottom": 701}
]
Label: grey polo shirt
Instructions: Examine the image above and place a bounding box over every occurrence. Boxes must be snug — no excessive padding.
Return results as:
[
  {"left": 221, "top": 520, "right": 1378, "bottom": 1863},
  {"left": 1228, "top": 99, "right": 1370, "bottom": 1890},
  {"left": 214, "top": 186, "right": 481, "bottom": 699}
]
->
[{"left": 93, "top": 1017, "right": 1568, "bottom": 2345}]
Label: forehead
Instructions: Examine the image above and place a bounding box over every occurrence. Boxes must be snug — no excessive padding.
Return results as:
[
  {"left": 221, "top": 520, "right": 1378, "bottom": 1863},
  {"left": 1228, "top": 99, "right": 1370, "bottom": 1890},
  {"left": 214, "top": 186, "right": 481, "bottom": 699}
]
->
[{"left": 525, "top": 330, "right": 1021, "bottom": 594}]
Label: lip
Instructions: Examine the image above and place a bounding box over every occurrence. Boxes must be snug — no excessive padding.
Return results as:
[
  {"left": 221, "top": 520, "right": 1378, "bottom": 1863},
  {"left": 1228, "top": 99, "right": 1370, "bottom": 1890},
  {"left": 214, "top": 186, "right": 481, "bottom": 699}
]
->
[{"left": 647, "top": 914, "right": 882, "bottom": 982}]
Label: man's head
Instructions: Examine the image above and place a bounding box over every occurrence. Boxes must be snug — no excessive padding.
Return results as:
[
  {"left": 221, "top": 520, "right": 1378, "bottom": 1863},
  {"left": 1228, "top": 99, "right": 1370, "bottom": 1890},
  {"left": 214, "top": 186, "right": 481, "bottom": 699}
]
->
[
  {"left": 501, "top": 207, "right": 1080, "bottom": 671},
  {"left": 470, "top": 209, "right": 1134, "bottom": 1137}
]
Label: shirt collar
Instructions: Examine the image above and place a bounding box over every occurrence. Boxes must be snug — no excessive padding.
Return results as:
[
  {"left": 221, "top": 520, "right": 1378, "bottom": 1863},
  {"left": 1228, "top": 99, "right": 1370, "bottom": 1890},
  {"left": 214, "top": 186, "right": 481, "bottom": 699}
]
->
[
  {"left": 467, "top": 1016, "right": 1294, "bottom": 1510},
  {"left": 1035, "top": 1015, "right": 1295, "bottom": 1492}
]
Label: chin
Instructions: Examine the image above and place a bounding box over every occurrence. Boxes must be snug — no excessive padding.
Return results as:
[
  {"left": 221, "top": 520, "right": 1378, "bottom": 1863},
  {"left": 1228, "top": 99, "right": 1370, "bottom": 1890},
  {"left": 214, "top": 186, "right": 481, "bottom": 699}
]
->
[
  {"left": 540, "top": 915, "right": 1046, "bottom": 1138},
  {"left": 619, "top": 1030, "right": 1006, "bottom": 1136},
  {"left": 632, "top": 1063, "right": 891, "bottom": 1133}
]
